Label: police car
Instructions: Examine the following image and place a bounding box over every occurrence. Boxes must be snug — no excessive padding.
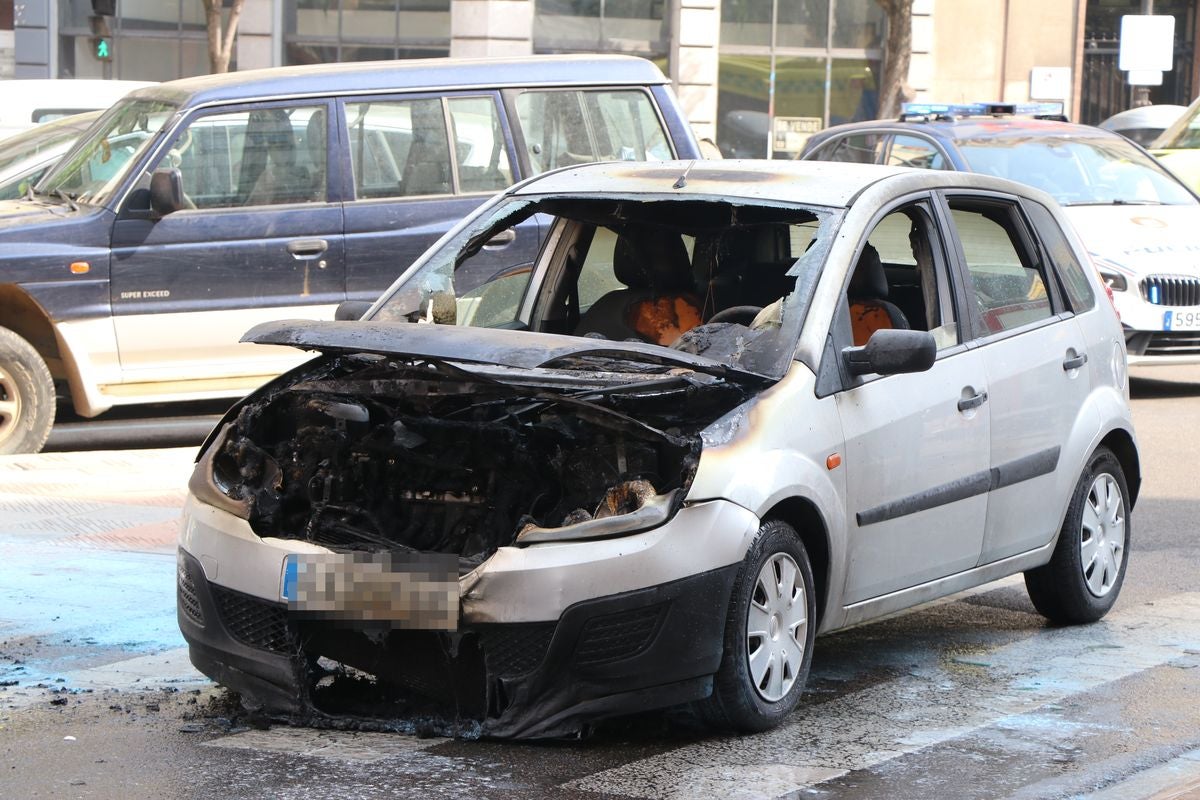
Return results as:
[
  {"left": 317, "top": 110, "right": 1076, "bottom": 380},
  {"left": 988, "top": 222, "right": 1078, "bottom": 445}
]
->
[{"left": 802, "top": 102, "right": 1200, "bottom": 366}]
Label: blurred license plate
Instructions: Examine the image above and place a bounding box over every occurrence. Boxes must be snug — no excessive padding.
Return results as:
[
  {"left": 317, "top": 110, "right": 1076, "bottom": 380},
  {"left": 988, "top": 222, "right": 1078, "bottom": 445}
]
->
[
  {"left": 281, "top": 552, "right": 458, "bottom": 630},
  {"left": 1164, "top": 309, "right": 1200, "bottom": 330}
]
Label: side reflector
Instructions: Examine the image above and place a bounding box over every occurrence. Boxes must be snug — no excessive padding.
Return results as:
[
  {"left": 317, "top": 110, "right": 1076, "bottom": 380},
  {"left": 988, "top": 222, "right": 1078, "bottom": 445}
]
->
[
  {"left": 826, "top": 453, "right": 842, "bottom": 471},
  {"left": 69, "top": 261, "right": 90, "bottom": 274}
]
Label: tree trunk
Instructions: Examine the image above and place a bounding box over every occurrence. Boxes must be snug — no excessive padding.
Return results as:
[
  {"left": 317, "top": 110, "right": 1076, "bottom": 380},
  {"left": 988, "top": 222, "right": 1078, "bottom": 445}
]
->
[
  {"left": 875, "top": 0, "right": 914, "bottom": 118},
  {"left": 202, "top": 0, "right": 246, "bottom": 74}
]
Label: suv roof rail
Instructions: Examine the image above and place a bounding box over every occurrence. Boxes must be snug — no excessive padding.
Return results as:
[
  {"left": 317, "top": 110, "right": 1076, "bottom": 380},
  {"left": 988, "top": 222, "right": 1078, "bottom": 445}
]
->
[{"left": 899, "top": 101, "right": 1067, "bottom": 123}]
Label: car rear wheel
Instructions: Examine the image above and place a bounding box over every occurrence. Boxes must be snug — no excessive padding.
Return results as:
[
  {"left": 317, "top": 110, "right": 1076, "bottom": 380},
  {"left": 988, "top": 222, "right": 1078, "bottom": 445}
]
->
[
  {"left": 700, "top": 519, "right": 815, "bottom": 732},
  {"left": 0, "top": 326, "right": 54, "bottom": 455},
  {"left": 1024, "top": 446, "right": 1130, "bottom": 624}
]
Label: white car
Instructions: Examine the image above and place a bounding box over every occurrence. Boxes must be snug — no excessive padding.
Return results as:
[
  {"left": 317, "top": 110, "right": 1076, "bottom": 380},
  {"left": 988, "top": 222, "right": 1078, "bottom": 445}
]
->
[
  {"left": 0, "top": 111, "right": 101, "bottom": 200},
  {"left": 802, "top": 107, "right": 1200, "bottom": 366},
  {"left": 178, "top": 160, "right": 1139, "bottom": 739}
]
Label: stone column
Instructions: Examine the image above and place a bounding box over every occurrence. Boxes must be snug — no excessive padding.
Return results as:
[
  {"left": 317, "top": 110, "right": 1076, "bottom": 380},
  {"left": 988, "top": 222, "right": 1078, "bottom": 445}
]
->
[
  {"left": 450, "top": 0, "right": 533, "bottom": 58},
  {"left": 236, "top": 0, "right": 276, "bottom": 71},
  {"left": 673, "top": 0, "right": 720, "bottom": 143},
  {"left": 14, "top": 0, "right": 52, "bottom": 78},
  {"left": 908, "top": 0, "right": 934, "bottom": 102}
]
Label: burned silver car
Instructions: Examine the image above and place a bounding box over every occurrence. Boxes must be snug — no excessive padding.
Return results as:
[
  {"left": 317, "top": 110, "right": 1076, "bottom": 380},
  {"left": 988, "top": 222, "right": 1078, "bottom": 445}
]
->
[{"left": 178, "top": 160, "right": 1139, "bottom": 739}]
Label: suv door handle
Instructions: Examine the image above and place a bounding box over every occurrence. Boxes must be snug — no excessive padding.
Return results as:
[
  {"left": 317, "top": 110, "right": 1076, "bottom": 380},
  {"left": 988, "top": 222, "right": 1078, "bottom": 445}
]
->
[
  {"left": 287, "top": 238, "right": 328, "bottom": 259},
  {"left": 1063, "top": 351, "right": 1088, "bottom": 371},
  {"left": 957, "top": 389, "right": 988, "bottom": 412}
]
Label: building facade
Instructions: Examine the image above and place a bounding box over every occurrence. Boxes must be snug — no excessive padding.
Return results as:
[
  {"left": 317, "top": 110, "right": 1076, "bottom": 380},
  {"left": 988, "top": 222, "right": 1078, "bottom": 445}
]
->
[{"left": 9, "top": 0, "right": 1200, "bottom": 154}]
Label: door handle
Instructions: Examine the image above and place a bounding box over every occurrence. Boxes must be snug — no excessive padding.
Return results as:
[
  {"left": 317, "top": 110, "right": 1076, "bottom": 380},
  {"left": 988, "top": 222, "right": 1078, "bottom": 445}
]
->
[
  {"left": 957, "top": 389, "right": 988, "bottom": 412},
  {"left": 1063, "top": 351, "right": 1088, "bottom": 371},
  {"left": 287, "top": 238, "right": 328, "bottom": 259},
  {"left": 482, "top": 229, "right": 516, "bottom": 250}
]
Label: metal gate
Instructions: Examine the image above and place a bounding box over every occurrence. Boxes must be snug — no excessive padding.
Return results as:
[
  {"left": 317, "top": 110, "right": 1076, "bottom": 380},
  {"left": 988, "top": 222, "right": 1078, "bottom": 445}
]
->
[{"left": 1080, "top": 1, "right": 1196, "bottom": 126}]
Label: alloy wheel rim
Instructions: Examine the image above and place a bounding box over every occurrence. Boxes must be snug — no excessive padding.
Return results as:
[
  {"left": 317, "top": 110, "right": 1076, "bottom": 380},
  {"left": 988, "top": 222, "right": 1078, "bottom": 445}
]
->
[
  {"left": 746, "top": 552, "right": 808, "bottom": 702},
  {"left": 1080, "top": 472, "right": 1125, "bottom": 598},
  {"left": 0, "top": 364, "right": 20, "bottom": 447}
]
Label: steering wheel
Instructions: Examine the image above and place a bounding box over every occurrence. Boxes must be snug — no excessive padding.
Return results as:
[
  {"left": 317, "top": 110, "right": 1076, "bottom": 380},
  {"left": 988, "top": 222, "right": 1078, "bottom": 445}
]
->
[{"left": 706, "top": 305, "right": 763, "bottom": 325}]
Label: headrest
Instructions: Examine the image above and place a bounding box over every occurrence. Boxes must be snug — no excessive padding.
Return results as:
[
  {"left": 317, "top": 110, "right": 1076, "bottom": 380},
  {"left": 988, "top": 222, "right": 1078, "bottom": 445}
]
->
[
  {"left": 849, "top": 243, "right": 888, "bottom": 299},
  {"left": 612, "top": 227, "right": 693, "bottom": 292}
]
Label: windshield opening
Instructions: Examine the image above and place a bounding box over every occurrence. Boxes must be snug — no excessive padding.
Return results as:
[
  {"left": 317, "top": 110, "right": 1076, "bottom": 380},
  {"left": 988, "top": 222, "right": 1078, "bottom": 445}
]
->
[
  {"left": 370, "top": 194, "right": 838, "bottom": 378},
  {"left": 957, "top": 135, "right": 1196, "bottom": 206},
  {"left": 37, "top": 98, "right": 177, "bottom": 206}
]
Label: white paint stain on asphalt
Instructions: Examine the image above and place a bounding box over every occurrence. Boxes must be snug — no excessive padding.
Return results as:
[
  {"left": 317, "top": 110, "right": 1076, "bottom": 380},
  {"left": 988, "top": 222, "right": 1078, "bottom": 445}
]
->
[{"left": 565, "top": 593, "right": 1200, "bottom": 799}]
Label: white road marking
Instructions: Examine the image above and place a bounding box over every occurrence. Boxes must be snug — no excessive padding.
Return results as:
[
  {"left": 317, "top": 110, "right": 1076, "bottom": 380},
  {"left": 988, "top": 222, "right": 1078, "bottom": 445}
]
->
[{"left": 567, "top": 593, "right": 1200, "bottom": 799}]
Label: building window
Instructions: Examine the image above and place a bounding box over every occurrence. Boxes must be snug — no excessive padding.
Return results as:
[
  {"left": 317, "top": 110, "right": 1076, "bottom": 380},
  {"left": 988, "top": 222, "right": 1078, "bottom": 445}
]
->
[
  {"left": 282, "top": 0, "right": 451, "bottom": 66},
  {"left": 533, "top": 0, "right": 670, "bottom": 70},
  {"left": 57, "top": 0, "right": 210, "bottom": 80},
  {"left": 717, "top": 0, "right": 883, "bottom": 158}
]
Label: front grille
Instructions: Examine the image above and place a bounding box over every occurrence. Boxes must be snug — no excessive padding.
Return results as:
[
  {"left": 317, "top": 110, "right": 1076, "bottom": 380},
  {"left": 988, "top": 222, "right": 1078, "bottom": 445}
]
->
[
  {"left": 478, "top": 623, "right": 556, "bottom": 679},
  {"left": 573, "top": 604, "right": 666, "bottom": 667},
  {"left": 176, "top": 561, "right": 204, "bottom": 627},
  {"left": 1141, "top": 275, "right": 1200, "bottom": 306},
  {"left": 1145, "top": 331, "right": 1200, "bottom": 357},
  {"left": 211, "top": 585, "right": 292, "bottom": 653}
]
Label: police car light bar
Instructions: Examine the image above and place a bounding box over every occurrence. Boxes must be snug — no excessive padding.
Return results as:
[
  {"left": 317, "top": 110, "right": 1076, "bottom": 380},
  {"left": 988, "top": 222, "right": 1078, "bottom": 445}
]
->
[{"left": 900, "top": 101, "right": 1066, "bottom": 119}]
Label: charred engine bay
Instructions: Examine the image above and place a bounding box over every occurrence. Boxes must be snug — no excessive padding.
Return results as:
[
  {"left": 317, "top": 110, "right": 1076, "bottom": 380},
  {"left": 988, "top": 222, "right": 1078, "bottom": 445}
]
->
[{"left": 214, "top": 354, "right": 749, "bottom": 569}]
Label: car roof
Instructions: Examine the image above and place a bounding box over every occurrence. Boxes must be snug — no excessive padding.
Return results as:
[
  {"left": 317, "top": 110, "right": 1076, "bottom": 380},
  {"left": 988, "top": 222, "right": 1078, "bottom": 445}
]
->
[
  {"left": 511, "top": 159, "right": 1040, "bottom": 208},
  {"left": 129, "top": 55, "right": 671, "bottom": 108},
  {"left": 812, "top": 116, "right": 1122, "bottom": 146}
]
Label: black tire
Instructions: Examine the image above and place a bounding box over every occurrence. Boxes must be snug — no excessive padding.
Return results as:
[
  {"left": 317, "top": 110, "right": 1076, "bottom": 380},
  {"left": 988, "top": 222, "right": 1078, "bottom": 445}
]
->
[
  {"left": 700, "top": 519, "right": 815, "bottom": 733},
  {"left": 1024, "top": 446, "right": 1131, "bottom": 624},
  {"left": 0, "top": 326, "right": 55, "bottom": 455}
]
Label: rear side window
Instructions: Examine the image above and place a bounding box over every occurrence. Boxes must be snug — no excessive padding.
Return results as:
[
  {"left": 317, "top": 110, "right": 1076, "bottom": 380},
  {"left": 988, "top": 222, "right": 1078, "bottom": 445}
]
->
[
  {"left": 947, "top": 199, "right": 1054, "bottom": 335},
  {"left": 812, "top": 133, "right": 884, "bottom": 164},
  {"left": 514, "top": 89, "right": 671, "bottom": 174},
  {"left": 1024, "top": 200, "right": 1096, "bottom": 313},
  {"left": 887, "top": 135, "right": 947, "bottom": 170},
  {"left": 346, "top": 95, "right": 513, "bottom": 199}
]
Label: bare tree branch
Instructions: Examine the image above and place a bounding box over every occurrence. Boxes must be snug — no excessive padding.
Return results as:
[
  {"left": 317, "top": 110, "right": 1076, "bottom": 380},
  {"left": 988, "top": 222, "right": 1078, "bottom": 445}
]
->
[
  {"left": 875, "top": 0, "right": 915, "bottom": 118},
  {"left": 201, "top": 0, "right": 246, "bottom": 74}
]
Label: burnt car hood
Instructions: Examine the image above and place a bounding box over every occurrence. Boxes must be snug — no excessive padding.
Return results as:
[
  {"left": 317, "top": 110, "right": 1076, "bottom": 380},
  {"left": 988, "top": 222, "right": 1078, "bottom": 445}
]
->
[{"left": 242, "top": 319, "right": 772, "bottom": 383}]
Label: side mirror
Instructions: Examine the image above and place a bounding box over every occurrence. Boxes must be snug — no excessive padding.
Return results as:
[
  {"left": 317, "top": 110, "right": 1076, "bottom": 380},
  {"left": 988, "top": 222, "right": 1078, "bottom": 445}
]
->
[
  {"left": 334, "top": 300, "right": 373, "bottom": 321},
  {"left": 149, "top": 168, "right": 185, "bottom": 218},
  {"left": 842, "top": 329, "right": 936, "bottom": 377}
]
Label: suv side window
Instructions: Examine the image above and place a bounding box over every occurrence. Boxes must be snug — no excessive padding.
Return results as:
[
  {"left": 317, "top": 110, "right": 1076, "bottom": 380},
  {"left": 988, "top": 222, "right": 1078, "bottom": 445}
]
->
[
  {"left": 946, "top": 198, "right": 1054, "bottom": 335},
  {"left": 887, "top": 135, "right": 947, "bottom": 170},
  {"left": 345, "top": 95, "right": 514, "bottom": 199},
  {"left": 1024, "top": 200, "right": 1096, "bottom": 313},
  {"left": 154, "top": 104, "right": 328, "bottom": 209},
  {"left": 514, "top": 89, "right": 671, "bottom": 173},
  {"left": 815, "top": 133, "right": 884, "bottom": 164}
]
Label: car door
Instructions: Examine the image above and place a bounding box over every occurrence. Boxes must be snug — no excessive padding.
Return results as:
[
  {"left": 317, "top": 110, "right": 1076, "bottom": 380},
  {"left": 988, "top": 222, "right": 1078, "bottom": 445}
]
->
[
  {"left": 339, "top": 92, "right": 541, "bottom": 303},
  {"left": 834, "top": 198, "right": 991, "bottom": 605},
  {"left": 939, "top": 192, "right": 1092, "bottom": 564},
  {"left": 109, "top": 99, "right": 345, "bottom": 382}
]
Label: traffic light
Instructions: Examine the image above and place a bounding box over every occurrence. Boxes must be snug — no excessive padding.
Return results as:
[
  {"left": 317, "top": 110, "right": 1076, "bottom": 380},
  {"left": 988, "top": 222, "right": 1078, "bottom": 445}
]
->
[{"left": 92, "top": 37, "right": 112, "bottom": 61}]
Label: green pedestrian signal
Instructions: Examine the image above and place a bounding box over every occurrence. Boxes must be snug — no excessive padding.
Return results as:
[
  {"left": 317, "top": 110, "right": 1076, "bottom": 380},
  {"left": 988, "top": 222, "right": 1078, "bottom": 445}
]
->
[{"left": 93, "top": 37, "right": 112, "bottom": 60}]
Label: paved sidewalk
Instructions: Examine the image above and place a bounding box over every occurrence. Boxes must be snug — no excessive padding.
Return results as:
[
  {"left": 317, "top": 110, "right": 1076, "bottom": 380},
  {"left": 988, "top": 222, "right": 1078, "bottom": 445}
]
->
[{"left": 0, "top": 448, "right": 209, "bottom": 705}]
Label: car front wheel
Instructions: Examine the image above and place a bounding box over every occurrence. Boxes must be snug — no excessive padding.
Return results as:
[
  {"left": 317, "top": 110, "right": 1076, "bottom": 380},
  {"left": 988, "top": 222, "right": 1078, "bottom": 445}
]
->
[
  {"left": 0, "top": 326, "right": 55, "bottom": 455},
  {"left": 700, "top": 518, "right": 815, "bottom": 732},
  {"left": 1024, "top": 446, "right": 1130, "bottom": 624}
]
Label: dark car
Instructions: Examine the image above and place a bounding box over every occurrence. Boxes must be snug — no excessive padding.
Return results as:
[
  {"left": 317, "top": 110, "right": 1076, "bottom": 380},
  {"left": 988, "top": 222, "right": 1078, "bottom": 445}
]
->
[
  {"left": 801, "top": 102, "right": 1200, "bottom": 370},
  {"left": 0, "top": 56, "right": 699, "bottom": 454}
]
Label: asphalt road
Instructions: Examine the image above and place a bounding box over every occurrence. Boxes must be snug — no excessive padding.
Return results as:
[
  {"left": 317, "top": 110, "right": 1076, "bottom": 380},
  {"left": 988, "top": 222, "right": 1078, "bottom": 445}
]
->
[{"left": 2, "top": 367, "right": 1200, "bottom": 799}]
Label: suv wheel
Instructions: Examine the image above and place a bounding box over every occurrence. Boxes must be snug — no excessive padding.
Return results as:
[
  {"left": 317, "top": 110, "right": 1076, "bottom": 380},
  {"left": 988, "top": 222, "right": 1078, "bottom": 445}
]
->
[
  {"left": 1024, "top": 446, "right": 1130, "bottom": 624},
  {"left": 700, "top": 519, "right": 815, "bottom": 732},
  {"left": 0, "top": 326, "right": 55, "bottom": 455}
]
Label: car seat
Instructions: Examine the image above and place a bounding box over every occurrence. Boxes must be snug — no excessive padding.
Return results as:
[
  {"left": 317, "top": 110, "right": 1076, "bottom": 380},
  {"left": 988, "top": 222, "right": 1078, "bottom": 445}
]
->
[
  {"left": 849, "top": 243, "right": 909, "bottom": 346},
  {"left": 575, "top": 227, "right": 703, "bottom": 345}
]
